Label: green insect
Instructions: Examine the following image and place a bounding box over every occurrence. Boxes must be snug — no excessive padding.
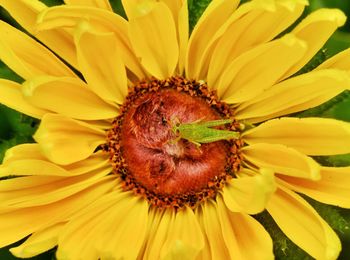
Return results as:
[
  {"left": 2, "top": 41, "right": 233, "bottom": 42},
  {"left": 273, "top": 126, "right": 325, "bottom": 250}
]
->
[{"left": 172, "top": 118, "right": 240, "bottom": 146}]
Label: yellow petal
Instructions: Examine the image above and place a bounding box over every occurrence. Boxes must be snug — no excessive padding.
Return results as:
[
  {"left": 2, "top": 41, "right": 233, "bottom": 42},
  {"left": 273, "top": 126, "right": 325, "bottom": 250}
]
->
[
  {"left": 267, "top": 186, "right": 341, "bottom": 260},
  {"left": 0, "top": 0, "right": 45, "bottom": 29},
  {"left": 2, "top": 144, "right": 46, "bottom": 162},
  {"left": 162, "top": 0, "right": 188, "bottom": 74},
  {"left": 0, "top": 79, "right": 47, "bottom": 119},
  {"left": 63, "top": 151, "right": 110, "bottom": 176},
  {"left": 218, "top": 34, "right": 307, "bottom": 103},
  {"left": 0, "top": 144, "right": 109, "bottom": 177},
  {"left": 79, "top": 119, "right": 112, "bottom": 130},
  {"left": 0, "top": 177, "right": 116, "bottom": 248},
  {"left": 95, "top": 196, "right": 149, "bottom": 259},
  {"left": 0, "top": 165, "right": 111, "bottom": 209},
  {"left": 283, "top": 8, "right": 347, "bottom": 78},
  {"left": 216, "top": 196, "right": 274, "bottom": 260},
  {"left": 139, "top": 207, "right": 162, "bottom": 258},
  {"left": 56, "top": 190, "right": 123, "bottom": 260},
  {"left": 0, "top": 157, "right": 66, "bottom": 178},
  {"left": 128, "top": 1, "right": 179, "bottom": 79},
  {"left": 34, "top": 114, "right": 106, "bottom": 165},
  {"left": 196, "top": 200, "right": 231, "bottom": 259},
  {"left": 36, "top": 5, "right": 145, "bottom": 79},
  {"left": 122, "top": 0, "right": 188, "bottom": 74},
  {"left": 22, "top": 76, "right": 118, "bottom": 120},
  {"left": 208, "top": 0, "right": 307, "bottom": 87},
  {"left": 186, "top": 0, "right": 239, "bottom": 79},
  {"left": 243, "top": 117, "right": 350, "bottom": 156},
  {"left": 222, "top": 168, "right": 276, "bottom": 214},
  {"left": 160, "top": 207, "right": 204, "bottom": 259},
  {"left": 56, "top": 190, "right": 143, "bottom": 260},
  {"left": 121, "top": 0, "right": 153, "bottom": 18},
  {"left": 243, "top": 143, "right": 320, "bottom": 180},
  {"left": 236, "top": 69, "right": 350, "bottom": 123},
  {"left": 192, "top": 214, "right": 211, "bottom": 259},
  {"left": 10, "top": 223, "right": 64, "bottom": 258},
  {"left": 0, "top": 21, "right": 75, "bottom": 79},
  {"left": 142, "top": 208, "right": 171, "bottom": 259},
  {"left": 317, "top": 48, "right": 350, "bottom": 71},
  {"left": 0, "top": 0, "right": 78, "bottom": 68},
  {"left": 279, "top": 166, "right": 350, "bottom": 208},
  {"left": 64, "top": 0, "right": 112, "bottom": 11},
  {"left": 74, "top": 21, "right": 127, "bottom": 104},
  {"left": 130, "top": 0, "right": 189, "bottom": 75},
  {"left": 143, "top": 207, "right": 204, "bottom": 260}
]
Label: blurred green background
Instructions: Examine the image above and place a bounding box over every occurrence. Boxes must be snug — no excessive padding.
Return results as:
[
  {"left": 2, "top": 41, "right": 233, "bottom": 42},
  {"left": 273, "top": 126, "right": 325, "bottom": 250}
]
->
[{"left": 0, "top": 0, "right": 350, "bottom": 259}]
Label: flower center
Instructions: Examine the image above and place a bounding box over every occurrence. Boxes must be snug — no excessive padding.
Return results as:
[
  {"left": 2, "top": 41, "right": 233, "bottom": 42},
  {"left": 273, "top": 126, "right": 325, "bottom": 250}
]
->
[{"left": 107, "top": 77, "right": 243, "bottom": 209}]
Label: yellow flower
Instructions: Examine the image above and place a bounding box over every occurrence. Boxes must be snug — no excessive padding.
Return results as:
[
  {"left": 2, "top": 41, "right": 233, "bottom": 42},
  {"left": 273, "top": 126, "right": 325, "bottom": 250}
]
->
[{"left": 0, "top": 0, "right": 349, "bottom": 259}]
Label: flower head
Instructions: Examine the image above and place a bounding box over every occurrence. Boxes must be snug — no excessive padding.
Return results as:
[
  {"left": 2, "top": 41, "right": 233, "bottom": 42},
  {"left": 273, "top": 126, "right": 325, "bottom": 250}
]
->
[{"left": 0, "top": 0, "right": 350, "bottom": 259}]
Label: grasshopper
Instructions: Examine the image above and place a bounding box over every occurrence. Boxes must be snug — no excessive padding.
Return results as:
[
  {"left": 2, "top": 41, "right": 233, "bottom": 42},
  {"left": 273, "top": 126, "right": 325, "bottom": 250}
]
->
[{"left": 172, "top": 118, "right": 240, "bottom": 146}]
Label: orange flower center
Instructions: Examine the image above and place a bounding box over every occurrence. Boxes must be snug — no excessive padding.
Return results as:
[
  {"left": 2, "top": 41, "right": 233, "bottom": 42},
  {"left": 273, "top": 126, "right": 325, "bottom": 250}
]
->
[{"left": 107, "top": 77, "right": 243, "bottom": 209}]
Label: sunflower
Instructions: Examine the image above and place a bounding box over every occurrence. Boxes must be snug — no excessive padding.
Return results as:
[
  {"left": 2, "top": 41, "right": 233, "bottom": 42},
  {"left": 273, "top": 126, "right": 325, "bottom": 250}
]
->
[{"left": 0, "top": 0, "right": 350, "bottom": 259}]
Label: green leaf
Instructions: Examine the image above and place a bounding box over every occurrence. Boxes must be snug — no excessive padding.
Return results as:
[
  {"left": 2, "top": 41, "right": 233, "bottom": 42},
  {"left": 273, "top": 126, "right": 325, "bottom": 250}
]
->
[
  {"left": 321, "top": 91, "right": 350, "bottom": 121},
  {"left": 325, "top": 154, "right": 350, "bottom": 167},
  {"left": 313, "top": 153, "right": 350, "bottom": 167},
  {"left": 187, "top": 0, "right": 211, "bottom": 32},
  {"left": 0, "top": 60, "right": 23, "bottom": 83},
  {"left": 293, "top": 49, "right": 328, "bottom": 77},
  {"left": 0, "top": 104, "right": 38, "bottom": 162},
  {"left": 110, "top": 0, "right": 127, "bottom": 18},
  {"left": 0, "top": 7, "right": 21, "bottom": 29},
  {"left": 324, "top": 31, "right": 350, "bottom": 56},
  {"left": 40, "top": 0, "right": 64, "bottom": 7},
  {"left": 296, "top": 91, "right": 350, "bottom": 120}
]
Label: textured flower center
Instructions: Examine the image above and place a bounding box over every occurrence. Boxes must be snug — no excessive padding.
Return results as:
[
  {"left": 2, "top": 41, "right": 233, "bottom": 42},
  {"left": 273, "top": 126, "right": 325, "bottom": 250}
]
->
[
  {"left": 123, "top": 89, "right": 228, "bottom": 195},
  {"left": 107, "top": 77, "right": 243, "bottom": 208}
]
